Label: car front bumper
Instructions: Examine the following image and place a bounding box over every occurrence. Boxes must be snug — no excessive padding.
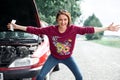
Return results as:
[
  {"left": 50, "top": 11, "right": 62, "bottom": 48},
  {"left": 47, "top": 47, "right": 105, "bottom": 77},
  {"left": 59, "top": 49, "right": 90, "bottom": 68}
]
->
[{"left": 0, "top": 67, "right": 41, "bottom": 80}]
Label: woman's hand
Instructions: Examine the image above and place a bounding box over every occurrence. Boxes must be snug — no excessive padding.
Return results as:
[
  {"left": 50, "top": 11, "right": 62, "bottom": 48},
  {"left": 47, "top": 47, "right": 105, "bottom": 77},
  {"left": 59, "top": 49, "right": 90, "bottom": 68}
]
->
[
  {"left": 7, "top": 23, "right": 18, "bottom": 30},
  {"left": 7, "top": 23, "right": 27, "bottom": 31},
  {"left": 107, "top": 23, "right": 120, "bottom": 31},
  {"left": 94, "top": 23, "right": 120, "bottom": 33}
]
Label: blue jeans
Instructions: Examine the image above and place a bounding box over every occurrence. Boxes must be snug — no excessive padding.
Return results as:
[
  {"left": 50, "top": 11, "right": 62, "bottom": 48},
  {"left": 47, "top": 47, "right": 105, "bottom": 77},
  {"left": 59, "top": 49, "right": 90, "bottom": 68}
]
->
[{"left": 36, "top": 54, "right": 83, "bottom": 80}]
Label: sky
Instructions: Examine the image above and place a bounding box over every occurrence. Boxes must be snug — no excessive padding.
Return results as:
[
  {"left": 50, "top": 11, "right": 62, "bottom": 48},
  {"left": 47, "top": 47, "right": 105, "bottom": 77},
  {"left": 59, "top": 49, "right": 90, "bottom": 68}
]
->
[{"left": 79, "top": 0, "right": 120, "bottom": 36}]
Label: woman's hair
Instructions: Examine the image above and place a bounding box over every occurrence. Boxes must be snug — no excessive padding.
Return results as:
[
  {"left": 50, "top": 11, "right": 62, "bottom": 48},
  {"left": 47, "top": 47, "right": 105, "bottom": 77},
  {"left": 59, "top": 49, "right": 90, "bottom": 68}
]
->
[{"left": 56, "top": 10, "right": 71, "bottom": 26}]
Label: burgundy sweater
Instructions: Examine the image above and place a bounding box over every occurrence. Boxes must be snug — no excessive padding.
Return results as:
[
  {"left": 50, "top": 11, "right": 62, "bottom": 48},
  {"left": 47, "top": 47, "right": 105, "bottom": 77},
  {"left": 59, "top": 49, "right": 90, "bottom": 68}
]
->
[{"left": 27, "top": 25, "right": 94, "bottom": 59}]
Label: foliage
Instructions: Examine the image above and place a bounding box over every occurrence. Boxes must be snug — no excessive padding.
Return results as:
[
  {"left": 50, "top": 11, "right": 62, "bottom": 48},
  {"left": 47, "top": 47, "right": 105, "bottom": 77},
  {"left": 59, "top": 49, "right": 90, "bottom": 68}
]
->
[
  {"left": 83, "top": 14, "right": 103, "bottom": 40},
  {"left": 35, "top": 0, "right": 82, "bottom": 25}
]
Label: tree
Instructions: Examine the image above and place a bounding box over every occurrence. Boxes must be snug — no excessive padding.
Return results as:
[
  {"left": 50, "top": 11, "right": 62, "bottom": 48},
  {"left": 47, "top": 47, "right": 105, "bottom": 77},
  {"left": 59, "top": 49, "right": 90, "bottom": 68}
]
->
[
  {"left": 35, "top": 0, "right": 82, "bottom": 25},
  {"left": 83, "top": 14, "right": 103, "bottom": 40}
]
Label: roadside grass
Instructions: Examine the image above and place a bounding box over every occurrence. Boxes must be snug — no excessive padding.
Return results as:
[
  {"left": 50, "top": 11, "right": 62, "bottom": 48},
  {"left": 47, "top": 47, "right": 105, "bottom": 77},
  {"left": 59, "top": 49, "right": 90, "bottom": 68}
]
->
[{"left": 91, "top": 37, "right": 120, "bottom": 48}]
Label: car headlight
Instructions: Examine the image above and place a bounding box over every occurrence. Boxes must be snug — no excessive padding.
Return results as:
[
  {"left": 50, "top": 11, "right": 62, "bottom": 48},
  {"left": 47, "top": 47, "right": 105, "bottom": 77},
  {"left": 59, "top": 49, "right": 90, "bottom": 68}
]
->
[{"left": 9, "top": 57, "right": 39, "bottom": 67}]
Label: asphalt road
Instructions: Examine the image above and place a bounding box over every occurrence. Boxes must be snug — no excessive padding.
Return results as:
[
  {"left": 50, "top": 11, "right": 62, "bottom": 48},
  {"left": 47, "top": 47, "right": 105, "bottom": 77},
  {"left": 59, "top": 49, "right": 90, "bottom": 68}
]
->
[{"left": 50, "top": 39, "right": 120, "bottom": 80}]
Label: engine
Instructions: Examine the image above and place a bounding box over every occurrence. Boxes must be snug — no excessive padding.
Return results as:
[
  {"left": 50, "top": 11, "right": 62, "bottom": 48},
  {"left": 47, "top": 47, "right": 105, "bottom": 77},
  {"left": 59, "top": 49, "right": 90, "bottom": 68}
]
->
[{"left": 0, "top": 46, "right": 31, "bottom": 66}]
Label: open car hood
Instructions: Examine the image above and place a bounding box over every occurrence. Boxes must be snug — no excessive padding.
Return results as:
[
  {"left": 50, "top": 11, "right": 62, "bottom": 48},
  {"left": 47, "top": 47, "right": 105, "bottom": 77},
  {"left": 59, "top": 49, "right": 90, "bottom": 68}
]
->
[{"left": 0, "top": 0, "right": 41, "bottom": 31}]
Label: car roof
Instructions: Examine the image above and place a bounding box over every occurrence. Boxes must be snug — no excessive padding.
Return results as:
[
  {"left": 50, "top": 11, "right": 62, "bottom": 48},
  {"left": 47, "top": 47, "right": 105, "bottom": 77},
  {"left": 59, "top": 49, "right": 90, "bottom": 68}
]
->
[{"left": 0, "top": 0, "right": 41, "bottom": 31}]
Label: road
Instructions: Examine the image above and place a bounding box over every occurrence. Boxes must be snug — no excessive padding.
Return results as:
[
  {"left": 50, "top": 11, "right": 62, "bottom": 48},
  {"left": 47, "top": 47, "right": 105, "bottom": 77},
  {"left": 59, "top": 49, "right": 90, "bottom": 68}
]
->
[{"left": 50, "top": 39, "right": 120, "bottom": 80}]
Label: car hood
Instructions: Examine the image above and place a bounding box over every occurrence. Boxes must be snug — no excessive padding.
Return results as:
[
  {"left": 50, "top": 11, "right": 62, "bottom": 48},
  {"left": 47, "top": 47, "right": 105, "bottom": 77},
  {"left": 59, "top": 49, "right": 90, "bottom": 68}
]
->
[{"left": 0, "top": 0, "right": 41, "bottom": 32}]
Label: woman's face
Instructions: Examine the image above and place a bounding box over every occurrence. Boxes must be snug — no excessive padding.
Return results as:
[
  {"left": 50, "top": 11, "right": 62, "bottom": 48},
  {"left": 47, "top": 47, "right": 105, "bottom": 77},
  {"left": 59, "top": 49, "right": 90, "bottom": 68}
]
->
[{"left": 57, "top": 14, "right": 69, "bottom": 28}]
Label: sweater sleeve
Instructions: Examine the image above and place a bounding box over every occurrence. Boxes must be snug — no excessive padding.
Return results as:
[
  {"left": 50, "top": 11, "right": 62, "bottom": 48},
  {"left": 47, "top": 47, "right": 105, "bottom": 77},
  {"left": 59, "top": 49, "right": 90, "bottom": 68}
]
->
[
  {"left": 74, "top": 26, "right": 95, "bottom": 35},
  {"left": 26, "top": 26, "right": 50, "bottom": 35}
]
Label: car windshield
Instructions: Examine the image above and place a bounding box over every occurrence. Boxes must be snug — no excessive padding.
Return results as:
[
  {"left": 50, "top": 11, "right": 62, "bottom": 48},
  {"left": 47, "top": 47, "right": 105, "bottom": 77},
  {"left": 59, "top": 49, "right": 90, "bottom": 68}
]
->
[{"left": 0, "top": 31, "right": 38, "bottom": 39}]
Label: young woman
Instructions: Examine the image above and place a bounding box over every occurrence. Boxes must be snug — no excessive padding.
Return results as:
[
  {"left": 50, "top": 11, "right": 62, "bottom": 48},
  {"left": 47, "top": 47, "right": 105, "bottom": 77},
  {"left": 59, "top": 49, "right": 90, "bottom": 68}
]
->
[{"left": 7, "top": 10, "right": 120, "bottom": 80}]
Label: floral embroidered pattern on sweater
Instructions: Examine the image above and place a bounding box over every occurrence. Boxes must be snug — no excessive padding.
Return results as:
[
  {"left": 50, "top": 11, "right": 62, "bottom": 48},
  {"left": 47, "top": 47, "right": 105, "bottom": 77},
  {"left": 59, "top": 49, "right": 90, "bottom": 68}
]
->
[{"left": 52, "top": 36, "right": 72, "bottom": 55}]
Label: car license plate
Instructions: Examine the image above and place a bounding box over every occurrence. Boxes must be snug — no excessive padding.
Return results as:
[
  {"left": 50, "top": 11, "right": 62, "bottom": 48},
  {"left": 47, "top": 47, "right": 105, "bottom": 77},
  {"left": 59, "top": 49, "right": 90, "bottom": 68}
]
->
[{"left": 0, "top": 73, "right": 3, "bottom": 80}]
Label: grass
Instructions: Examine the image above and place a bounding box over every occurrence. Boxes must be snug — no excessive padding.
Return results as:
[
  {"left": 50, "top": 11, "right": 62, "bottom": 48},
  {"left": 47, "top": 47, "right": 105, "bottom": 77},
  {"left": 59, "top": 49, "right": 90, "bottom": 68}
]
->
[{"left": 91, "top": 38, "right": 120, "bottom": 48}]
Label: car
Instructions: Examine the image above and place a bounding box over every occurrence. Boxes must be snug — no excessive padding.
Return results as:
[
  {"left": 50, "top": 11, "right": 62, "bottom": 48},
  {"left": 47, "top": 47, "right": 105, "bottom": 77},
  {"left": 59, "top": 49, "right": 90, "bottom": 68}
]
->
[{"left": 0, "top": 0, "right": 50, "bottom": 80}]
